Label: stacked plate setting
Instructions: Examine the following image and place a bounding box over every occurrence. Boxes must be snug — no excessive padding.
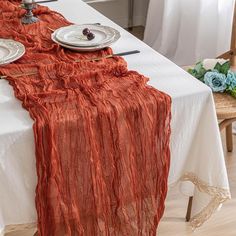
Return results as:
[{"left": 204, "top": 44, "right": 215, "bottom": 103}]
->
[
  {"left": 51, "top": 24, "right": 120, "bottom": 52},
  {"left": 0, "top": 39, "right": 25, "bottom": 66}
]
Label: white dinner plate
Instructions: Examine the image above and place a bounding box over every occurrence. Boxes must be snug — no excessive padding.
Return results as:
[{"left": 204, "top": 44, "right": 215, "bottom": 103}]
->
[
  {"left": 51, "top": 26, "right": 120, "bottom": 52},
  {"left": 55, "top": 24, "right": 117, "bottom": 47},
  {"left": 0, "top": 39, "right": 25, "bottom": 66}
]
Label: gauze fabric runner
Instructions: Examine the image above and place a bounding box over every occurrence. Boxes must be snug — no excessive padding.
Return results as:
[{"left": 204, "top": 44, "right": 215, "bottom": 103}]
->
[{"left": 0, "top": 1, "right": 172, "bottom": 235}]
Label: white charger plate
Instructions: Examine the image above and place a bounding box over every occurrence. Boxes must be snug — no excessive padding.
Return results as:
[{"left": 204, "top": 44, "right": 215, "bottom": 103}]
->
[
  {"left": 51, "top": 26, "right": 120, "bottom": 52},
  {"left": 0, "top": 39, "right": 25, "bottom": 66},
  {"left": 55, "top": 24, "right": 116, "bottom": 47}
]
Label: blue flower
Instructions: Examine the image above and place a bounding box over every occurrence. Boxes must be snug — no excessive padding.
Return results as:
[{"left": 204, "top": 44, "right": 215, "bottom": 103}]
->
[
  {"left": 226, "top": 71, "right": 236, "bottom": 90},
  {"left": 204, "top": 71, "right": 227, "bottom": 92}
]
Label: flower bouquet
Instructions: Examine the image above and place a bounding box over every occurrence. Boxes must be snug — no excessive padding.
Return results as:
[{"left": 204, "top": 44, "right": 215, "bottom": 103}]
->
[{"left": 188, "top": 59, "right": 236, "bottom": 97}]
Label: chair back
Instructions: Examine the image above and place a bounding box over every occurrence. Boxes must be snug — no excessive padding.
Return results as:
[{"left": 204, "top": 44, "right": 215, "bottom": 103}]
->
[
  {"left": 230, "top": 1, "right": 236, "bottom": 64},
  {"left": 218, "top": 1, "right": 236, "bottom": 65}
]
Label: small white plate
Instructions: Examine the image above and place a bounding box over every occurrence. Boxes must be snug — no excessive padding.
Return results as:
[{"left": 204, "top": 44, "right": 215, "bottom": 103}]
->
[
  {"left": 0, "top": 39, "right": 25, "bottom": 66},
  {"left": 51, "top": 26, "right": 120, "bottom": 52},
  {"left": 55, "top": 24, "right": 116, "bottom": 47}
]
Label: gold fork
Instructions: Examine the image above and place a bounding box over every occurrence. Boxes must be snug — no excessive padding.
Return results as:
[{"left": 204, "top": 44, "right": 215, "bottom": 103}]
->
[
  {"left": 0, "top": 72, "right": 37, "bottom": 80},
  {"left": 47, "top": 27, "right": 55, "bottom": 32}
]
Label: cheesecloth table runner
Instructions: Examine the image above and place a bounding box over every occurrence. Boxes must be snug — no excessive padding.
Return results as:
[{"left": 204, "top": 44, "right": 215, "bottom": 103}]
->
[{"left": 0, "top": 0, "right": 171, "bottom": 235}]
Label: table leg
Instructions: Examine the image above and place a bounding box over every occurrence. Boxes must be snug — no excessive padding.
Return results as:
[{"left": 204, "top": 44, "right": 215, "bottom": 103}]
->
[
  {"left": 128, "top": 0, "right": 134, "bottom": 30},
  {"left": 226, "top": 123, "right": 233, "bottom": 152},
  {"left": 185, "top": 196, "right": 193, "bottom": 222}
]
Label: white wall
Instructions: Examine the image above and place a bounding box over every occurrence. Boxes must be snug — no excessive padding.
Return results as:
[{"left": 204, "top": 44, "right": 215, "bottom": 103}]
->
[{"left": 85, "top": 0, "right": 149, "bottom": 28}]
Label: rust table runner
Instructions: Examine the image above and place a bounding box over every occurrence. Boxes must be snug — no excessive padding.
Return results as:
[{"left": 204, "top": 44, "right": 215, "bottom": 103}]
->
[{"left": 0, "top": 1, "right": 171, "bottom": 235}]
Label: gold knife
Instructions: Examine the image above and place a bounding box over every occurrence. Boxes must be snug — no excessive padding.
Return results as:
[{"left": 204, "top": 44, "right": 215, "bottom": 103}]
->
[{"left": 75, "top": 50, "right": 140, "bottom": 62}]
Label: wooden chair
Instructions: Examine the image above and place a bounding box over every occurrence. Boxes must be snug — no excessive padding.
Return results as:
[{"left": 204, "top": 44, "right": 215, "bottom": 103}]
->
[
  {"left": 185, "top": 2, "right": 236, "bottom": 222},
  {"left": 213, "top": 0, "right": 236, "bottom": 153},
  {"left": 214, "top": 93, "right": 236, "bottom": 152}
]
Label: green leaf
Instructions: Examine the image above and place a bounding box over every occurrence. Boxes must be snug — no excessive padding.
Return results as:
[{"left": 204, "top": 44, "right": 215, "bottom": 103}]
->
[
  {"left": 229, "top": 88, "right": 236, "bottom": 98},
  {"left": 196, "top": 68, "right": 207, "bottom": 80},
  {"left": 194, "top": 62, "right": 203, "bottom": 73},
  {"left": 220, "top": 61, "right": 230, "bottom": 75},
  {"left": 198, "top": 76, "right": 205, "bottom": 82},
  {"left": 214, "top": 62, "right": 222, "bottom": 72},
  {"left": 188, "top": 68, "right": 197, "bottom": 77},
  {"left": 187, "top": 68, "right": 194, "bottom": 74},
  {"left": 188, "top": 64, "right": 207, "bottom": 82}
]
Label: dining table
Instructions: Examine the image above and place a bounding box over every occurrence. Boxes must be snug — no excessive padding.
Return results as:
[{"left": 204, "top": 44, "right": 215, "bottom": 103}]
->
[{"left": 0, "top": 0, "right": 231, "bottom": 234}]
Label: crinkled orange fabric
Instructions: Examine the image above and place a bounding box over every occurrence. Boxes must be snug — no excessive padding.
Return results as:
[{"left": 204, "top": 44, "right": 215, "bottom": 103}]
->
[{"left": 0, "top": 1, "right": 171, "bottom": 235}]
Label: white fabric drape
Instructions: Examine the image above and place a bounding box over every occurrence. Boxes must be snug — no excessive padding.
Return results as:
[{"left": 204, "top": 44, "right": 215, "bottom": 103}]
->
[{"left": 144, "top": 0, "right": 235, "bottom": 66}]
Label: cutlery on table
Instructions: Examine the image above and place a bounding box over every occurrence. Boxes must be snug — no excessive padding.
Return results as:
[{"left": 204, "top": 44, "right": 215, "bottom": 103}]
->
[
  {"left": 75, "top": 50, "right": 141, "bottom": 62},
  {"left": 35, "top": 0, "right": 58, "bottom": 3},
  {"left": 0, "top": 50, "right": 140, "bottom": 79},
  {"left": 0, "top": 51, "right": 140, "bottom": 79},
  {"left": 0, "top": 72, "right": 37, "bottom": 80}
]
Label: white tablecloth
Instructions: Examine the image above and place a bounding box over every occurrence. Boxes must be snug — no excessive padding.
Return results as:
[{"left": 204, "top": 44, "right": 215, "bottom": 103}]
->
[
  {"left": 0, "top": 0, "right": 230, "bottom": 234},
  {"left": 144, "top": 0, "right": 235, "bottom": 66}
]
